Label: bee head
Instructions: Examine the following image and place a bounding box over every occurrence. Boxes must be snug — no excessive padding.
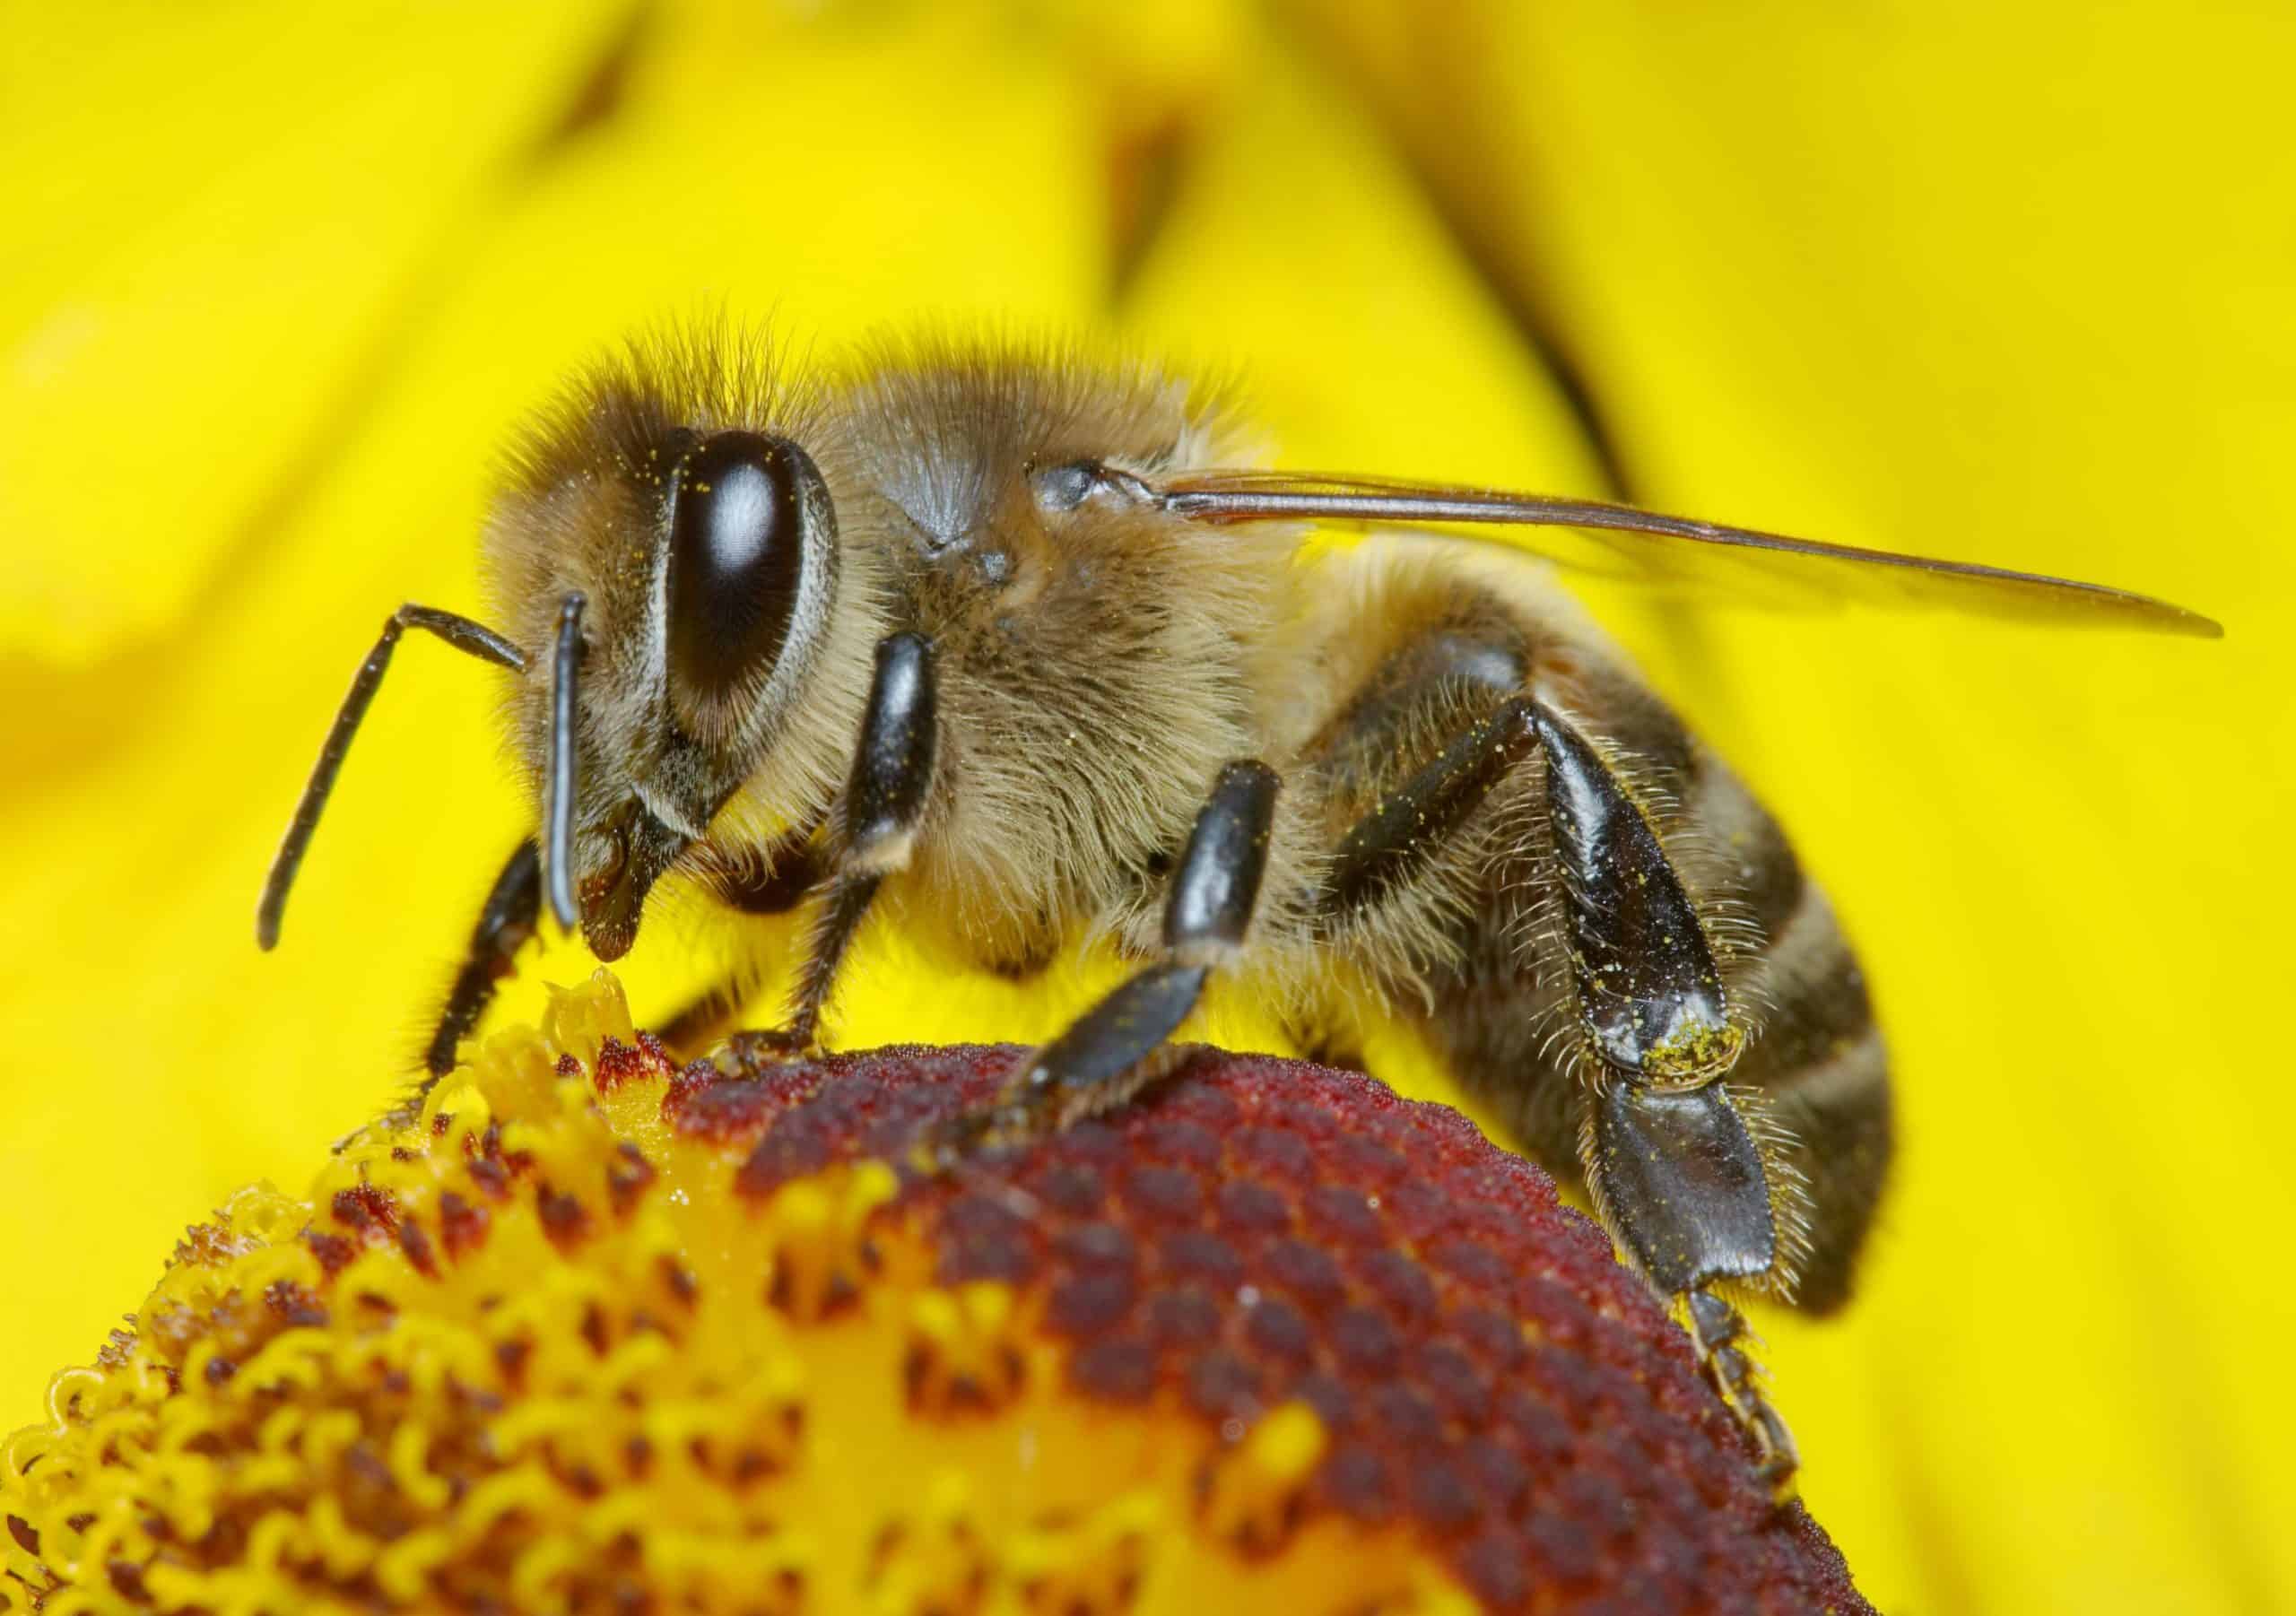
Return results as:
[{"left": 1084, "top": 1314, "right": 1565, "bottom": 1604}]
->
[{"left": 486, "top": 349, "right": 841, "bottom": 961}]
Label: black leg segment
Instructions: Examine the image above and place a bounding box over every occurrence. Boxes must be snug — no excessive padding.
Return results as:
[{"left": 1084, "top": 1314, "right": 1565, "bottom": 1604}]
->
[
  {"left": 257, "top": 604, "right": 526, "bottom": 950},
  {"left": 1165, "top": 759, "right": 1282, "bottom": 960},
  {"left": 1319, "top": 697, "right": 1540, "bottom": 922},
  {"left": 733, "top": 632, "right": 939, "bottom": 1063},
  {"left": 927, "top": 760, "right": 1280, "bottom": 1159},
  {"left": 1531, "top": 698, "right": 1801, "bottom": 1485},
  {"left": 659, "top": 980, "right": 746, "bottom": 1057},
  {"left": 1586, "top": 1080, "right": 1775, "bottom": 1294},
  {"left": 1022, "top": 756, "right": 1280, "bottom": 1098},
  {"left": 657, "top": 825, "right": 831, "bottom": 1055},
  {"left": 1531, "top": 699, "right": 1780, "bottom": 1299},
  {"left": 841, "top": 632, "right": 937, "bottom": 872},
  {"left": 423, "top": 838, "right": 544, "bottom": 1078},
  {"left": 1532, "top": 700, "right": 1736, "bottom": 1082},
  {"left": 751, "top": 869, "right": 883, "bottom": 1058},
  {"left": 1027, "top": 962, "right": 1209, "bottom": 1097},
  {"left": 1684, "top": 1289, "right": 1799, "bottom": 1486}
]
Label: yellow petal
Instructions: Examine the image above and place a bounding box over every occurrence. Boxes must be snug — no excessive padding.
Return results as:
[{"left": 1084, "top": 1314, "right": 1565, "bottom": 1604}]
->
[{"left": 0, "top": 0, "right": 633, "bottom": 664}]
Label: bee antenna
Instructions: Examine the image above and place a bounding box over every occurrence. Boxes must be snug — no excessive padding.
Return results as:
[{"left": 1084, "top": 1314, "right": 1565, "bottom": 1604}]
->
[
  {"left": 542, "top": 593, "right": 587, "bottom": 932},
  {"left": 257, "top": 606, "right": 527, "bottom": 951}
]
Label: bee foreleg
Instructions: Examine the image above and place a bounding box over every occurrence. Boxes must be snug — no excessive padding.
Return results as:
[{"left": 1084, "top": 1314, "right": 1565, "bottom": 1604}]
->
[
  {"left": 331, "top": 838, "right": 544, "bottom": 1153},
  {"left": 726, "top": 633, "right": 936, "bottom": 1067},
  {"left": 923, "top": 759, "right": 1282, "bottom": 1161},
  {"left": 422, "top": 838, "right": 544, "bottom": 1080},
  {"left": 749, "top": 873, "right": 883, "bottom": 1060}
]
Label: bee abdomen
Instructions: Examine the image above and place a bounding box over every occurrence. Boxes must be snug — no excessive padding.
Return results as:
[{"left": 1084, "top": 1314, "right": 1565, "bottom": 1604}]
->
[{"left": 1724, "top": 874, "right": 1893, "bottom": 1313}]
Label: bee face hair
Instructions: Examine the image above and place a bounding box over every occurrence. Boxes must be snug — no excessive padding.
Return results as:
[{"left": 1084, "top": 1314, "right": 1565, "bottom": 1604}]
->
[{"left": 479, "top": 330, "right": 858, "bottom": 956}]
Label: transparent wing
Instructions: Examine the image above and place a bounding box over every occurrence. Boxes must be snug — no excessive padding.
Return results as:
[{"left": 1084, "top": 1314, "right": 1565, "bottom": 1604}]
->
[{"left": 1153, "top": 469, "right": 2222, "bottom": 637}]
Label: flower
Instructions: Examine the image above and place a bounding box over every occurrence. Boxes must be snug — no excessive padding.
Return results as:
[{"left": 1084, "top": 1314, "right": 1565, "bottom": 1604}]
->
[
  {"left": 3, "top": 974, "right": 1868, "bottom": 1612},
  {"left": 2, "top": 3, "right": 2289, "bottom": 1613}
]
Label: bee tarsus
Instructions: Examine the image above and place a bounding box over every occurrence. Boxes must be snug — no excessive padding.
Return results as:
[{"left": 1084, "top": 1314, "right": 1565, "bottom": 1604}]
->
[
  {"left": 770, "top": 873, "right": 883, "bottom": 1057},
  {"left": 1684, "top": 1288, "right": 1800, "bottom": 1493}
]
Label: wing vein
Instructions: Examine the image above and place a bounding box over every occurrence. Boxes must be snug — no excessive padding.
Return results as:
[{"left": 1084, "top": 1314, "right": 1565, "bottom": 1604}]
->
[{"left": 1154, "top": 470, "right": 2221, "bottom": 637}]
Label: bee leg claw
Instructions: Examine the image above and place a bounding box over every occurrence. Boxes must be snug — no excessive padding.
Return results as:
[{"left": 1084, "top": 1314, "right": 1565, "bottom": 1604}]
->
[
  {"left": 1683, "top": 1288, "right": 1800, "bottom": 1495},
  {"left": 909, "top": 1095, "right": 1031, "bottom": 1173},
  {"left": 918, "top": 967, "right": 1209, "bottom": 1177},
  {"left": 718, "top": 1024, "right": 820, "bottom": 1074}
]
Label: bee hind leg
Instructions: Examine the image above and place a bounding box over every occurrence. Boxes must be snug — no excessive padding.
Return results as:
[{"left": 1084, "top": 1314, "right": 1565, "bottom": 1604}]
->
[
  {"left": 1585, "top": 1077, "right": 1800, "bottom": 1490},
  {"left": 1534, "top": 696, "right": 1805, "bottom": 1489},
  {"left": 920, "top": 759, "right": 1282, "bottom": 1165},
  {"left": 1298, "top": 664, "right": 1808, "bottom": 1488}
]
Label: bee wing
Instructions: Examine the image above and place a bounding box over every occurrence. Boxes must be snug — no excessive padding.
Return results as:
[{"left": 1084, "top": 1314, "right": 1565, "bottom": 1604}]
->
[{"left": 1153, "top": 469, "right": 2222, "bottom": 637}]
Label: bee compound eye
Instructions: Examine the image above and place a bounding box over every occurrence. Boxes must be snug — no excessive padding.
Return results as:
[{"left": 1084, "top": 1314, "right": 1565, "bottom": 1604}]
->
[{"left": 665, "top": 430, "right": 829, "bottom": 707}]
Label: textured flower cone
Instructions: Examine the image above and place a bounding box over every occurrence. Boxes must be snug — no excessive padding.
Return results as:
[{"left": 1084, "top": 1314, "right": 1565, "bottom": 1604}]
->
[{"left": 1, "top": 975, "right": 1866, "bottom": 1614}]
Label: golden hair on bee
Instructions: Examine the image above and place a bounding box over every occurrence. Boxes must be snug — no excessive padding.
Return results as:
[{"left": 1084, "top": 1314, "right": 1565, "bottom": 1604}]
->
[{"left": 256, "top": 319, "right": 2219, "bottom": 1490}]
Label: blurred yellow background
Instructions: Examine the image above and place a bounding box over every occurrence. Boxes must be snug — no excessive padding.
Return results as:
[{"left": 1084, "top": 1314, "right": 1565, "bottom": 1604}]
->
[{"left": 3, "top": 3, "right": 2291, "bottom": 1612}]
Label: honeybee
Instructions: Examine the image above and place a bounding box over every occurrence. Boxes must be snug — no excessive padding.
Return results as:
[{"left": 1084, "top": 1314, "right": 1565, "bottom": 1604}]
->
[{"left": 257, "top": 327, "right": 2217, "bottom": 1485}]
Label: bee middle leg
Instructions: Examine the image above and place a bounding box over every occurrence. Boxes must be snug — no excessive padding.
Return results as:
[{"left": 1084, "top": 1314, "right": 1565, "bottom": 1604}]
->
[{"left": 920, "top": 759, "right": 1283, "bottom": 1161}]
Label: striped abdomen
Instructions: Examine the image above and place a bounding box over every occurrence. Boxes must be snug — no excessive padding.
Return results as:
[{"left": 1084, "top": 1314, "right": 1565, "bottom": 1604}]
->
[{"left": 1293, "top": 545, "right": 1892, "bottom": 1312}]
